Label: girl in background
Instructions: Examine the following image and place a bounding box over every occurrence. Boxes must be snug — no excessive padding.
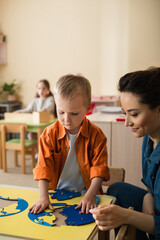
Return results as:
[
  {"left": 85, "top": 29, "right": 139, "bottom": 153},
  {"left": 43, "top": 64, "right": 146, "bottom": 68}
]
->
[
  {"left": 17, "top": 79, "right": 55, "bottom": 114},
  {"left": 17, "top": 79, "right": 55, "bottom": 156}
]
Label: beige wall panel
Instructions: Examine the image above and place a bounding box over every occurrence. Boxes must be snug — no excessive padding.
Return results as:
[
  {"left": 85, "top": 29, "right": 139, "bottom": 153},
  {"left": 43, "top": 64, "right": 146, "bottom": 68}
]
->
[
  {"left": 90, "top": 121, "right": 111, "bottom": 166},
  {"left": 111, "top": 122, "right": 144, "bottom": 188}
]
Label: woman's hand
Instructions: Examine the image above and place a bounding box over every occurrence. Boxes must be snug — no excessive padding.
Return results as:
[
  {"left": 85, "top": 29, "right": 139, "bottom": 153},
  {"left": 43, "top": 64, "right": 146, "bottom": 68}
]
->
[
  {"left": 142, "top": 192, "right": 155, "bottom": 215},
  {"left": 75, "top": 193, "right": 97, "bottom": 214},
  {"left": 89, "top": 204, "right": 127, "bottom": 231},
  {"left": 90, "top": 203, "right": 155, "bottom": 235},
  {"left": 29, "top": 197, "right": 54, "bottom": 214}
]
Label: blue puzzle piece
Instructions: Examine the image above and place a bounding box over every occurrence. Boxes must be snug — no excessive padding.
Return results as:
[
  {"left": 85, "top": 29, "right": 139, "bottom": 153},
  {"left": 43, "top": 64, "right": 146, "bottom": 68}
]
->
[
  {"left": 60, "top": 204, "right": 95, "bottom": 226},
  {"left": 28, "top": 211, "right": 55, "bottom": 227},
  {"left": 0, "top": 196, "right": 28, "bottom": 217},
  {"left": 95, "top": 196, "right": 100, "bottom": 205},
  {"left": 49, "top": 189, "right": 81, "bottom": 200},
  {"left": 51, "top": 203, "right": 67, "bottom": 207},
  {"left": 28, "top": 203, "right": 67, "bottom": 227}
]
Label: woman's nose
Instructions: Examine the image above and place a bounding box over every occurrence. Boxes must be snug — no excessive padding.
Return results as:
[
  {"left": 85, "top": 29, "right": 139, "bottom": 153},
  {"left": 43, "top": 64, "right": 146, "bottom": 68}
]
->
[{"left": 125, "top": 116, "right": 133, "bottom": 127}]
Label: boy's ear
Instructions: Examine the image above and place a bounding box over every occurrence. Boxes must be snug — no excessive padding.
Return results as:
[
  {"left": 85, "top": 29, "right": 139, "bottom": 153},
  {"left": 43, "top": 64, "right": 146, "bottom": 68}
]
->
[
  {"left": 86, "top": 103, "right": 92, "bottom": 113},
  {"left": 157, "top": 105, "right": 160, "bottom": 114},
  {"left": 155, "top": 105, "right": 160, "bottom": 118}
]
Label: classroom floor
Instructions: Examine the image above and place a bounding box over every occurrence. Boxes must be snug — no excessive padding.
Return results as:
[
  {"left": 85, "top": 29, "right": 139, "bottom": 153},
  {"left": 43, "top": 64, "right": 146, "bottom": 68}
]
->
[
  {"left": 0, "top": 151, "right": 38, "bottom": 188},
  {"left": 0, "top": 151, "right": 115, "bottom": 240}
]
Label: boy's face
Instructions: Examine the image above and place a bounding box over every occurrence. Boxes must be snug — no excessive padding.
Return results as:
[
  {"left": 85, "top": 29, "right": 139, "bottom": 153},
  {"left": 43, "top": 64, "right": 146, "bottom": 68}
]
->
[{"left": 55, "top": 94, "right": 90, "bottom": 134}]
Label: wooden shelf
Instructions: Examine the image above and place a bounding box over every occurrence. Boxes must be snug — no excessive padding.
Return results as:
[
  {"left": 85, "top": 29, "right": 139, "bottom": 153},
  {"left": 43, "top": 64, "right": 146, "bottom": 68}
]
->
[
  {"left": 0, "top": 42, "right": 7, "bottom": 64},
  {"left": 0, "top": 101, "right": 22, "bottom": 119}
]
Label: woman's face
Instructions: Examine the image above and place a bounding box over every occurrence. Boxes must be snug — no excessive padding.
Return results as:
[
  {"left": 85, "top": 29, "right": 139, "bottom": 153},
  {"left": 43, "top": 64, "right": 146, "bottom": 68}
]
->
[{"left": 120, "top": 92, "right": 160, "bottom": 140}]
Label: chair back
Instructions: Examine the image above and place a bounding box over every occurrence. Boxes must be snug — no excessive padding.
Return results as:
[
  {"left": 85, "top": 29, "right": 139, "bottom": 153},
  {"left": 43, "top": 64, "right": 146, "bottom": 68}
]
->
[
  {"left": 103, "top": 167, "right": 125, "bottom": 186},
  {"left": 116, "top": 224, "right": 136, "bottom": 240},
  {"left": 0, "top": 122, "right": 36, "bottom": 173},
  {"left": 0, "top": 122, "right": 28, "bottom": 150},
  {"left": 0, "top": 122, "right": 27, "bottom": 134},
  {"left": 116, "top": 207, "right": 136, "bottom": 240}
]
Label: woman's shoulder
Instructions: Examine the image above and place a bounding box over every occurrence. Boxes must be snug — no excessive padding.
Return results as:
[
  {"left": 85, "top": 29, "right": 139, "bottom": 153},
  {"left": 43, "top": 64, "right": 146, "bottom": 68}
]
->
[
  {"left": 143, "top": 135, "right": 150, "bottom": 144},
  {"left": 142, "top": 135, "right": 151, "bottom": 151}
]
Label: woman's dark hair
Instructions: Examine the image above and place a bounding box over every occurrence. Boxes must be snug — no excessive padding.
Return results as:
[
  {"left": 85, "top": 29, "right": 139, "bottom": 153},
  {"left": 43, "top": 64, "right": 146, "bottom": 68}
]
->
[
  {"left": 35, "top": 79, "right": 53, "bottom": 98},
  {"left": 118, "top": 67, "right": 160, "bottom": 109}
]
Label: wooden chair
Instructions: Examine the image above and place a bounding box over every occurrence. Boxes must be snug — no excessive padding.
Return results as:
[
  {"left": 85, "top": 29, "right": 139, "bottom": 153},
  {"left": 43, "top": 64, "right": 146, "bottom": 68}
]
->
[
  {"left": 102, "top": 166, "right": 125, "bottom": 193},
  {"left": 116, "top": 223, "right": 136, "bottom": 240},
  {"left": 98, "top": 167, "right": 126, "bottom": 240},
  {"left": 99, "top": 167, "right": 137, "bottom": 240},
  {"left": 0, "top": 122, "right": 37, "bottom": 174}
]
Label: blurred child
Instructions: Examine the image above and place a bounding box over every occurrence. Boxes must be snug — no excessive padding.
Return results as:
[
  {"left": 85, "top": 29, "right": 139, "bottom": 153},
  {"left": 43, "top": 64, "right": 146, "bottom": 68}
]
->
[
  {"left": 29, "top": 74, "right": 109, "bottom": 214},
  {"left": 17, "top": 79, "right": 55, "bottom": 154},
  {"left": 17, "top": 79, "right": 55, "bottom": 114}
]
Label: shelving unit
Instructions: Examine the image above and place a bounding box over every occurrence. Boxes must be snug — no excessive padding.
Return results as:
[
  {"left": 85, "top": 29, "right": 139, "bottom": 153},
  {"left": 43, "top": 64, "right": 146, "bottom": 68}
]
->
[
  {"left": 0, "top": 101, "right": 22, "bottom": 119},
  {"left": 87, "top": 112, "right": 144, "bottom": 188},
  {"left": 91, "top": 95, "right": 120, "bottom": 107},
  {"left": 0, "top": 42, "right": 7, "bottom": 64}
]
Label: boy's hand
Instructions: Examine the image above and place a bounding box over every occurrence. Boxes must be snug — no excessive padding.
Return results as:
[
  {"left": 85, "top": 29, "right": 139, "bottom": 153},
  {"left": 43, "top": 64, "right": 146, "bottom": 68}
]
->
[
  {"left": 75, "top": 177, "right": 103, "bottom": 214},
  {"left": 75, "top": 193, "right": 97, "bottom": 214},
  {"left": 29, "top": 198, "right": 54, "bottom": 214}
]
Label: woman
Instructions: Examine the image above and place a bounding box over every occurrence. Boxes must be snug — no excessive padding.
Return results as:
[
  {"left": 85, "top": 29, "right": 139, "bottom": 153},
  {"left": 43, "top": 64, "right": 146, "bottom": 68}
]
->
[{"left": 90, "top": 67, "right": 160, "bottom": 240}]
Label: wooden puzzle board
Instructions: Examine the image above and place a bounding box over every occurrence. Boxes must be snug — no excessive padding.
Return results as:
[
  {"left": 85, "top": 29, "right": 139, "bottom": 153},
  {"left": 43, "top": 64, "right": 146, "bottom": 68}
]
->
[{"left": 0, "top": 186, "right": 113, "bottom": 240}]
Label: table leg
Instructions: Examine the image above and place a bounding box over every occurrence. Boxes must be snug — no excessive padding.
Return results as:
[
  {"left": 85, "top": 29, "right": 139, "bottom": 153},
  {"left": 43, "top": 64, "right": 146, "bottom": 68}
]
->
[
  {"left": 0, "top": 130, "right": 2, "bottom": 169},
  {"left": 37, "top": 127, "right": 42, "bottom": 151}
]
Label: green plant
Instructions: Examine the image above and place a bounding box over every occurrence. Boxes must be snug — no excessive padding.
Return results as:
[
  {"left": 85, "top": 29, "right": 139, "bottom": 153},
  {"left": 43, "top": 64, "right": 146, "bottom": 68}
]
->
[{"left": 0, "top": 79, "right": 19, "bottom": 95}]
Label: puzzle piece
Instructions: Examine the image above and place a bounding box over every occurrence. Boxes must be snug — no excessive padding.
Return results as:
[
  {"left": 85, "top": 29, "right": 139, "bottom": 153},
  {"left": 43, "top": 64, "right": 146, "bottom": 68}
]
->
[
  {"left": 28, "top": 210, "right": 56, "bottom": 227},
  {"left": 0, "top": 196, "right": 28, "bottom": 217},
  {"left": 60, "top": 204, "right": 95, "bottom": 226},
  {"left": 95, "top": 196, "right": 100, "bottom": 205},
  {"left": 28, "top": 203, "right": 67, "bottom": 227},
  {"left": 51, "top": 202, "right": 67, "bottom": 209},
  {"left": 49, "top": 189, "right": 81, "bottom": 200}
]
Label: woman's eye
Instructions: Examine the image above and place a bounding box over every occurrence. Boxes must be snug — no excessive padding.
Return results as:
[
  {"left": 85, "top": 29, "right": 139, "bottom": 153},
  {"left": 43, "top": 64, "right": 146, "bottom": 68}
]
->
[
  {"left": 122, "top": 111, "right": 126, "bottom": 115},
  {"left": 131, "top": 113, "right": 138, "bottom": 117},
  {"left": 59, "top": 112, "right": 64, "bottom": 114}
]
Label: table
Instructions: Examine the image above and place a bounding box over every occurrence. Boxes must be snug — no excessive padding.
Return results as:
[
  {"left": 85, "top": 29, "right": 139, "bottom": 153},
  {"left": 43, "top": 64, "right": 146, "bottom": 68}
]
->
[
  {"left": 0, "top": 118, "right": 56, "bottom": 169},
  {"left": 0, "top": 118, "right": 56, "bottom": 145},
  {"left": 0, "top": 185, "right": 115, "bottom": 240}
]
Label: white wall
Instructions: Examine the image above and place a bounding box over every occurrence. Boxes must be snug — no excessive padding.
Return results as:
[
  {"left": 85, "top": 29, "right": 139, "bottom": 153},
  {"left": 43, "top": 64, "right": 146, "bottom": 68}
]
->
[
  {"left": 100, "top": 0, "right": 130, "bottom": 95},
  {"left": 129, "top": 0, "right": 160, "bottom": 70},
  {"left": 0, "top": 0, "right": 160, "bottom": 106},
  {"left": 0, "top": 0, "right": 101, "bottom": 105}
]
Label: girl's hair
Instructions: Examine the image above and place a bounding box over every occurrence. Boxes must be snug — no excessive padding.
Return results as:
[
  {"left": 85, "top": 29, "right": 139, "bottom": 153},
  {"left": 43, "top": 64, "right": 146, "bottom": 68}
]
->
[
  {"left": 118, "top": 67, "right": 160, "bottom": 109},
  {"left": 54, "top": 74, "right": 91, "bottom": 106},
  {"left": 35, "top": 79, "right": 53, "bottom": 98}
]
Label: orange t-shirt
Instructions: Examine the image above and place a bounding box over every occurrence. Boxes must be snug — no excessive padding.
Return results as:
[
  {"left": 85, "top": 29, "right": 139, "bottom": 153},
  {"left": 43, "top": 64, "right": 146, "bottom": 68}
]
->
[{"left": 33, "top": 116, "right": 109, "bottom": 192}]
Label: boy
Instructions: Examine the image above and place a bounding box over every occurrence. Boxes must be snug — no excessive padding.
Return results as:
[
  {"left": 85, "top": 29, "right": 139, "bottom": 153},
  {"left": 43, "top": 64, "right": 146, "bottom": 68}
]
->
[{"left": 29, "top": 74, "right": 109, "bottom": 214}]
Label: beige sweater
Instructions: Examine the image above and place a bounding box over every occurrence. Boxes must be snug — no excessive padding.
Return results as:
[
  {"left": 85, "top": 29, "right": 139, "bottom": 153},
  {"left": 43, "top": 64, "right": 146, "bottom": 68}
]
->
[{"left": 18, "top": 96, "right": 55, "bottom": 114}]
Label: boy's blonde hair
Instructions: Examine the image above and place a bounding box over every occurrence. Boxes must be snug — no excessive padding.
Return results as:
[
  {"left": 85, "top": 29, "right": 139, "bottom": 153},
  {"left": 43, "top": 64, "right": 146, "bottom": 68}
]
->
[{"left": 54, "top": 74, "right": 91, "bottom": 106}]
